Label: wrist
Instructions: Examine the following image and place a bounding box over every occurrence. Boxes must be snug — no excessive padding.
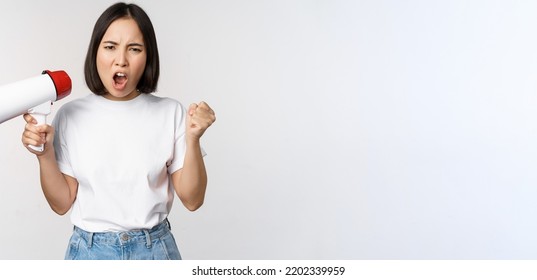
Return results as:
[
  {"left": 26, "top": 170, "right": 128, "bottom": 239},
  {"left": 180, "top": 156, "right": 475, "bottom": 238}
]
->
[
  {"left": 36, "top": 147, "right": 55, "bottom": 162},
  {"left": 186, "top": 134, "right": 201, "bottom": 144},
  {"left": 186, "top": 135, "right": 203, "bottom": 151}
]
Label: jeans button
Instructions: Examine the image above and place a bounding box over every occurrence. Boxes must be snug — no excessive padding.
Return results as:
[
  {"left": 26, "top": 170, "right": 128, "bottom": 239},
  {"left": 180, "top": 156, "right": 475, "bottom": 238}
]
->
[{"left": 121, "top": 233, "right": 129, "bottom": 241}]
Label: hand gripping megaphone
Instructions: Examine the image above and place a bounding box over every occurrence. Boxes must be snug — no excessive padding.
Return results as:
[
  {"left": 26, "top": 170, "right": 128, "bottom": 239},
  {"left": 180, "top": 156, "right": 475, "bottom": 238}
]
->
[{"left": 0, "top": 70, "right": 71, "bottom": 152}]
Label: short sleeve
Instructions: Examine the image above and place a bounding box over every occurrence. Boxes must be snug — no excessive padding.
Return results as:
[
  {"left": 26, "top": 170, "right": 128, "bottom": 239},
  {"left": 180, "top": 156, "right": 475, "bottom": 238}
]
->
[
  {"left": 167, "top": 102, "right": 207, "bottom": 174},
  {"left": 52, "top": 109, "right": 75, "bottom": 178}
]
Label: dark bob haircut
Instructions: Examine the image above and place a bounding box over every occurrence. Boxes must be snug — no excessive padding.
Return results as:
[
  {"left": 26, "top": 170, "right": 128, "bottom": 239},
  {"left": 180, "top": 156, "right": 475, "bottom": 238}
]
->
[{"left": 84, "top": 2, "right": 159, "bottom": 94}]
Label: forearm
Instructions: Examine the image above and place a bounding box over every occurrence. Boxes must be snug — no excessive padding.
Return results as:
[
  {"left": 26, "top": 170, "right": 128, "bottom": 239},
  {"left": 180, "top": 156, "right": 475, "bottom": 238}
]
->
[
  {"left": 37, "top": 151, "right": 76, "bottom": 215},
  {"left": 173, "top": 140, "right": 207, "bottom": 211},
  {"left": 173, "top": 101, "right": 215, "bottom": 211}
]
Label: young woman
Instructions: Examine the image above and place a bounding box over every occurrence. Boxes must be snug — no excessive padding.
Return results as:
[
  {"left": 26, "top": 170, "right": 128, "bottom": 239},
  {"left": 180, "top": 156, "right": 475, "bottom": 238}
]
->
[{"left": 21, "top": 3, "right": 215, "bottom": 260}]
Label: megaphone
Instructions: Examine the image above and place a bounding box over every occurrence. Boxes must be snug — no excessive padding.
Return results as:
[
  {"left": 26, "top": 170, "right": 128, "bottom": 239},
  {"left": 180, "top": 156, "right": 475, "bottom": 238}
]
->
[{"left": 0, "top": 70, "right": 71, "bottom": 152}]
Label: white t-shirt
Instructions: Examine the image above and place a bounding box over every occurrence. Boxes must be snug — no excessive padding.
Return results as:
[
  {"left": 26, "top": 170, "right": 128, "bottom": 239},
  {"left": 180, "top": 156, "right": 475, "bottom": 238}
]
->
[{"left": 53, "top": 93, "right": 192, "bottom": 232}]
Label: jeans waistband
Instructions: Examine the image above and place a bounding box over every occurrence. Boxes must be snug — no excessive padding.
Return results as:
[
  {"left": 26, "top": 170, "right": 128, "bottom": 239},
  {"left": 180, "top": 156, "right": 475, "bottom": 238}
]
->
[{"left": 73, "top": 219, "right": 171, "bottom": 249}]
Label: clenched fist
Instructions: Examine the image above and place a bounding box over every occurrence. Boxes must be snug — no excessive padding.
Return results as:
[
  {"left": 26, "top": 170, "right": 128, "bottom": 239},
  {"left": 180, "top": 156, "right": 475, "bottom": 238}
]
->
[{"left": 186, "top": 101, "right": 216, "bottom": 140}]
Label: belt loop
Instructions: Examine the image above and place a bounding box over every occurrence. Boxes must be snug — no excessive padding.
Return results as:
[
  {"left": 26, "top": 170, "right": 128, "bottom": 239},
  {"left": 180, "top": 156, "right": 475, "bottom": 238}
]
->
[
  {"left": 143, "top": 229, "right": 152, "bottom": 249},
  {"left": 87, "top": 232, "right": 94, "bottom": 249},
  {"left": 166, "top": 218, "right": 171, "bottom": 230}
]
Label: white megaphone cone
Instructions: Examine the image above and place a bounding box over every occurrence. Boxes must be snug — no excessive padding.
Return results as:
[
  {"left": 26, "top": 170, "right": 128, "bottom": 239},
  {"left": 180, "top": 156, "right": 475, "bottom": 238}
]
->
[{"left": 0, "top": 70, "right": 72, "bottom": 152}]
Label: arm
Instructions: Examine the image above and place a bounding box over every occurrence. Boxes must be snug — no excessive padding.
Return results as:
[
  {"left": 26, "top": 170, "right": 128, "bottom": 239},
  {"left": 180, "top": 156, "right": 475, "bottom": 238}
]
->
[
  {"left": 22, "top": 114, "right": 78, "bottom": 215},
  {"left": 171, "top": 102, "right": 215, "bottom": 211}
]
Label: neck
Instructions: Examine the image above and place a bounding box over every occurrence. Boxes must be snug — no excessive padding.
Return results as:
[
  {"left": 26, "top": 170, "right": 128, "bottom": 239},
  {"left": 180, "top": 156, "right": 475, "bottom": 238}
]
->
[{"left": 103, "top": 89, "right": 141, "bottom": 101}]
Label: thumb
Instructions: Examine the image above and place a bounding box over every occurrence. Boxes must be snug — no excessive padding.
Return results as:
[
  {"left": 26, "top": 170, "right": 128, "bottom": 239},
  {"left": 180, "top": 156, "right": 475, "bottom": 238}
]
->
[
  {"left": 39, "top": 124, "right": 54, "bottom": 134},
  {"left": 37, "top": 124, "right": 55, "bottom": 142},
  {"left": 188, "top": 103, "right": 198, "bottom": 116}
]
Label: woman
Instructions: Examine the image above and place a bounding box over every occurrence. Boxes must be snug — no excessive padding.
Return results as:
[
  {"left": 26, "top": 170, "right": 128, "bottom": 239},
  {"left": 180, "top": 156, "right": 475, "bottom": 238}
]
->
[{"left": 21, "top": 2, "right": 215, "bottom": 260}]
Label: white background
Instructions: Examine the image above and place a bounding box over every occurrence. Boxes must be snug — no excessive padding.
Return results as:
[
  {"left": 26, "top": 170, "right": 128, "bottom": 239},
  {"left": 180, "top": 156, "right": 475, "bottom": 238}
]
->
[{"left": 0, "top": 0, "right": 536, "bottom": 259}]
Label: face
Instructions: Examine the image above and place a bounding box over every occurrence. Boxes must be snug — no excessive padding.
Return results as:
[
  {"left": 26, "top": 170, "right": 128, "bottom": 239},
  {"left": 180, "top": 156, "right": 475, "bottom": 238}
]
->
[{"left": 97, "top": 18, "right": 147, "bottom": 101}]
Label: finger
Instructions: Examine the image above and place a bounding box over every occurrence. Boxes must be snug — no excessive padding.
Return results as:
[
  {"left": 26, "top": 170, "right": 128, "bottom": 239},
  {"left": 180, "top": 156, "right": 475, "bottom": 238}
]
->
[
  {"left": 23, "top": 137, "right": 44, "bottom": 147},
  {"left": 25, "top": 122, "right": 49, "bottom": 137},
  {"left": 22, "top": 129, "right": 45, "bottom": 146},
  {"left": 23, "top": 113, "right": 37, "bottom": 124},
  {"left": 36, "top": 124, "right": 53, "bottom": 134},
  {"left": 190, "top": 113, "right": 215, "bottom": 129},
  {"left": 23, "top": 124, "right": 52, "bottom": 143},
  {"left": 197, "top": 101, "right": 209, "bottom": 109},
  {"left": 197, "top": 101, "right": 215, "bottom": 115},
  {"left": 188, "top": 103, "right": 198, "bottom": 116},
  {"left": 25, "top": 122, "right": 41, "bottom": 134},
  {"left": 191, "top": 108, "right": 215, "bottom": 122}
]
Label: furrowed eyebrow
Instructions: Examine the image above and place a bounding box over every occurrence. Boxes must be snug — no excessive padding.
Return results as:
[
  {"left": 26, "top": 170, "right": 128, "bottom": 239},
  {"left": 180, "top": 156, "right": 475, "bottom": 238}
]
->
[{"left": 101, "top": 41, "right": 144, "bottom": 48}]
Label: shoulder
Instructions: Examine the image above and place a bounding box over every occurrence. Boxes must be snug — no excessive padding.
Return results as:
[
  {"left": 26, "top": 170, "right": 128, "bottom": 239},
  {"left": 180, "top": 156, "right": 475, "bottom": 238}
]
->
[
  {"left": 143, "top": 94, "right": 181, "bottom": 106},
  {"left": 54, "top": 94, "right": 94, "bottom": 118},
  {"left": 57, "top": 93, "right": 95, "bottom": 109},
  {"left": 142, "top": 95, "right": 189, "bottom": 128},
  {"left": 142, "top": 94, "right": 186, "bottom": 112}
]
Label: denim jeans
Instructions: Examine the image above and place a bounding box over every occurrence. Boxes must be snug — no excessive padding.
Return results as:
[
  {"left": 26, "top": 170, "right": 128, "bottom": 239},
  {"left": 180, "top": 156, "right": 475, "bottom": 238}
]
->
[{"left": 65, "top": 219, "right": 182, "bottom": 260}]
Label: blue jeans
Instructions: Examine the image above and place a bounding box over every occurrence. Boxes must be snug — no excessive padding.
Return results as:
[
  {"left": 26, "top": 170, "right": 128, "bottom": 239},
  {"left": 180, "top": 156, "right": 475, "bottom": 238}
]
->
[{"left": 65, "top": 219, "right": 182, "bottom": 260}]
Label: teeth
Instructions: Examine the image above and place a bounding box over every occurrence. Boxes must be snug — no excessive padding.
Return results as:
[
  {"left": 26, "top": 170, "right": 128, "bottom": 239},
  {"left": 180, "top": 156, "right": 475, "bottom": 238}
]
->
[{"left": 115, "top": 73, "right": 126, "bottom": 77}]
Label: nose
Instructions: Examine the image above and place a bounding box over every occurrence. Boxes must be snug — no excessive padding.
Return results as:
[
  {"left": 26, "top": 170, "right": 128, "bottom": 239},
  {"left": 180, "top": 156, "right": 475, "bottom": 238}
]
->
[{"left": 115, "top": 50, "right": 128, "bottom": 67}]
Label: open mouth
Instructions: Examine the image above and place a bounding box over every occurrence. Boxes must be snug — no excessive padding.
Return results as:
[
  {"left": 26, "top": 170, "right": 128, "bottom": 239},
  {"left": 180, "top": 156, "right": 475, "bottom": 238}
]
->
[{"left": 113, "top": 72, "right": 128, "bottom": 90}]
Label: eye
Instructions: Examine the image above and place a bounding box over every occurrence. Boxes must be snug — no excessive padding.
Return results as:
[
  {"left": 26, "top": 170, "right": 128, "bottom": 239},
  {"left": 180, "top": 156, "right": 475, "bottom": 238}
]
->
[
  {"left": 129, "top": 47, "right": 143, "bottom": 53},
  {"left": 103, "top": 45, "right": 116, "bottom": 50}
]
